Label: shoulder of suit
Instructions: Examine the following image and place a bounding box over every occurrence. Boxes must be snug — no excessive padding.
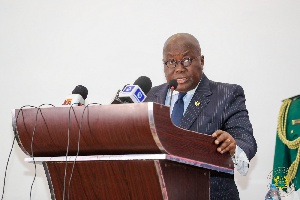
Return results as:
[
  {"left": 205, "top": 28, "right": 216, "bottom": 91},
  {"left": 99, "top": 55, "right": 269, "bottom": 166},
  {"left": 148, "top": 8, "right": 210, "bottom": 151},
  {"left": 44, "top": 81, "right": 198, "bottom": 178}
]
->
[
  {"left": 209, "top": 80, "right": 242, "bottom": 89},
  {"left": 282, "top": 94, "right": 300, "bottom": 102},
  {"left": 147, "top": 83, "right": 168, "bottom": 94},
  {"left": 149, "top": 83, "right": 167, "bottom": 90}
]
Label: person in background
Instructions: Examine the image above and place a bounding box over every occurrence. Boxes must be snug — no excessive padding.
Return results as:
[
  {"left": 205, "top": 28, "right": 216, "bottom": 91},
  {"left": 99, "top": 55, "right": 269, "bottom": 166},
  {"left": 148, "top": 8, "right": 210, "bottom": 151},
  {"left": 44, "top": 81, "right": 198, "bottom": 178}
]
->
[{"left": 145, "top": 33, "right": 257, "bottom": 200}]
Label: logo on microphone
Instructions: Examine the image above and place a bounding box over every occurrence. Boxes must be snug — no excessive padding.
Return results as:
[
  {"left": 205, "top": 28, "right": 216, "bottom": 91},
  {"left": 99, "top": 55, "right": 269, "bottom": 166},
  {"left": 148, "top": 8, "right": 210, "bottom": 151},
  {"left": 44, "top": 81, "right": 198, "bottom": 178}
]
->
[
  {"left": 63, "top": 99, "right": 72, "bottom": 105},
  {"left": 124, "top": 86, "right": 135, "bottom": 92},
  {"left": 134, "top": 88, "right": 145, "bottom": 102},
  {"left": 63, "top": 99, "right": 83, "bottom": 106}
]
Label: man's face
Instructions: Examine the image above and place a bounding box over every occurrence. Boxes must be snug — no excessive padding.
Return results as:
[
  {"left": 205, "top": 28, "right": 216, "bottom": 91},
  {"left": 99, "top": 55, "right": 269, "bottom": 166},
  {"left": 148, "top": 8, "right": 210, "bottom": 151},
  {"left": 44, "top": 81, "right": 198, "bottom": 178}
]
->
[{"left": 163, "top": 39, "right": 204, "bottom": 93}]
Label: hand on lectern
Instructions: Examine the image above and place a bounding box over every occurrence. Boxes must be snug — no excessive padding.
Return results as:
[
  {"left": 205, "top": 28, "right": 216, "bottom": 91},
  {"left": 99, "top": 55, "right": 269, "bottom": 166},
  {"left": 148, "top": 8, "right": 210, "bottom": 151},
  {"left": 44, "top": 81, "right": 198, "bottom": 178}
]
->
[{"left": 212, "top": 130, "right": 236, "bottom": 156}]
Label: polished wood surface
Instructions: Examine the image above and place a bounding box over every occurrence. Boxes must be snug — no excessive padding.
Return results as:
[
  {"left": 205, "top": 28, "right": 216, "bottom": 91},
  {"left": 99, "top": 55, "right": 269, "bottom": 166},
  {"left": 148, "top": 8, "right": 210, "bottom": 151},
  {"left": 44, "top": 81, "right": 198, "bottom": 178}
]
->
[
  {"left": 44, "top": 160, "right": 209, "bottom": 200},
  {"left": 152, "top": 103, "right": 233, "bottom": 170},
  {"left": 13, "top": 103, "right": 233, "bottom": 170},
  {"left": 13, "top": 103, "right": 161, "bottom": 157},
  {"left": 44, "top": 161, "right": 164, "bottom": 200},
  {"left": 159, "top": 160, "right": 209, "bottom": 199}
]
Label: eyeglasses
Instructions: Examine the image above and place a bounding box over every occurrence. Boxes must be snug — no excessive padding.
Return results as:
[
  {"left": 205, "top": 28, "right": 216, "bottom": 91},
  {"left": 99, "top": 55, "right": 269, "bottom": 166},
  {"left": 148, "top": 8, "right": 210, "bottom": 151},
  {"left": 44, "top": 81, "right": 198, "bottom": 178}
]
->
[{"left": 163, "top": 55, "right": 201, "bottom": 69}]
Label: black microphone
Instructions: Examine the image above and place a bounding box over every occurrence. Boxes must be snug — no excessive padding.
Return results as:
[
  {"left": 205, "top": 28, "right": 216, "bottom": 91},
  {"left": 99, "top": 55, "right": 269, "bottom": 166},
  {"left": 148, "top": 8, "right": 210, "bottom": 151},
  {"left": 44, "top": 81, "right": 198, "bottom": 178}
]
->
[
  {"left": 112, "top": 76, "right": 152, "bottom": 104},
  {"left": 72, "top": 85, "right": 88, "bottom": 100},
  {"left": 62, "top": 85, "right": 88, "bottom": 106},
  {"left": 133, "top": 76, "right": 152, "bottom": 95},
  {"left": 168, "top": 79, "right": 178, "bottom": 107}
]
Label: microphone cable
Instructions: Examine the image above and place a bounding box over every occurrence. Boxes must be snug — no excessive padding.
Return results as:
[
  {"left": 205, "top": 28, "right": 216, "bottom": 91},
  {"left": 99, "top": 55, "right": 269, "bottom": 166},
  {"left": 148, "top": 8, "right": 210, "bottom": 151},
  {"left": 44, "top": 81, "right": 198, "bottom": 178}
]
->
[
  {"left": 1, "top": 103, "right": 55, "bottom": 200},
  {"left": 1, "top": 105, "right": 36, "bottom": 200},
  {"left": 63, "top": 102, "right": 102, "bottom": 200},
  {"left": 29, "top": 104, "right": 55, "bottom": 200},
  {"left": 62, "top": 104, "right": 80, "bottom": 200},
  {"left": 1, "top": 101, "right": 102, "bottom": 200}
]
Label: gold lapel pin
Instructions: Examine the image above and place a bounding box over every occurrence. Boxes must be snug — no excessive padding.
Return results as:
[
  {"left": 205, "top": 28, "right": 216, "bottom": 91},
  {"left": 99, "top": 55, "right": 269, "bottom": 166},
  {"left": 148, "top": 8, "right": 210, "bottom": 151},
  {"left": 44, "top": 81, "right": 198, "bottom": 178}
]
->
[
  {"left": 292, "top": 119, "right": 300, "bottom": 125},
  {"left": 195, "top": 101, "right": 201, "bottom": 106}
]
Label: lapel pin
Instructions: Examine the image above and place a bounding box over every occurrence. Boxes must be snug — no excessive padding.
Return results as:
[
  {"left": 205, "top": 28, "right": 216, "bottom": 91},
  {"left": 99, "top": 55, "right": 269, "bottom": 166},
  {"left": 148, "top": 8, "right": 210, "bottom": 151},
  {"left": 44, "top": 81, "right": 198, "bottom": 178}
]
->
[
  {"left": 292, "top": 119, "right": 300, "bottom": 125},
  {"left": 195, "top": 101, "right": 201, "bottom": 106}
]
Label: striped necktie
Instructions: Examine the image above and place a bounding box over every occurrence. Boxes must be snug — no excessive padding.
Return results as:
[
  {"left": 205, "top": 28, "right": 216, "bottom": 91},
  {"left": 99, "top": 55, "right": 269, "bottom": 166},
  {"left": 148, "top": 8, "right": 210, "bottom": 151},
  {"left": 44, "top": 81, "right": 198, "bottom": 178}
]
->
[{"left": 171, "top": 92, "right": 187, "bottom": 126}]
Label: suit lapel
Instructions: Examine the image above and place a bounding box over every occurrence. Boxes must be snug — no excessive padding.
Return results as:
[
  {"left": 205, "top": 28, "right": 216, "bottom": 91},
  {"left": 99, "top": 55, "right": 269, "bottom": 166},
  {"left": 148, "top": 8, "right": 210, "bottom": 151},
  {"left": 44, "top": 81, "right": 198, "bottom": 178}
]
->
[{"left": 179, "top": 75, "right": 212, "bottom": 130}]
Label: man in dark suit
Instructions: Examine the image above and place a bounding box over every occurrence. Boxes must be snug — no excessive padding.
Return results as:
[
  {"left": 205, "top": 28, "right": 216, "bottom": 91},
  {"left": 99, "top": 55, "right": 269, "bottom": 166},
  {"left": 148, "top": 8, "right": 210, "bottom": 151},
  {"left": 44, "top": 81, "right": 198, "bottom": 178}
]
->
[{"left": 145, "top": 33, "right": 257, "bottom": 200}]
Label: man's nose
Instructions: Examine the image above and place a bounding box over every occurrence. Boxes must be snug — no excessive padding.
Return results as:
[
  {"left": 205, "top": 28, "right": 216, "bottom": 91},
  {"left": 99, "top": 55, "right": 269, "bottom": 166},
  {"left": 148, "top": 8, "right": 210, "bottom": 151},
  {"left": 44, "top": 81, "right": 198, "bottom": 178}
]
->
[{"left": 174, "top": 62, "right": 186, "bottom": 73}]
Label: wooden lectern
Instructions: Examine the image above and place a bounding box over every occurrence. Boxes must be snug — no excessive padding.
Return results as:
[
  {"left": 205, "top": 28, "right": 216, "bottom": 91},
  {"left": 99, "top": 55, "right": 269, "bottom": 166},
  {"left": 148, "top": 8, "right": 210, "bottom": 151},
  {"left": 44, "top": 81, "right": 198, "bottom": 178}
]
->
[{"left": 12, "top": 102, "right": 233, "bottom": 200}]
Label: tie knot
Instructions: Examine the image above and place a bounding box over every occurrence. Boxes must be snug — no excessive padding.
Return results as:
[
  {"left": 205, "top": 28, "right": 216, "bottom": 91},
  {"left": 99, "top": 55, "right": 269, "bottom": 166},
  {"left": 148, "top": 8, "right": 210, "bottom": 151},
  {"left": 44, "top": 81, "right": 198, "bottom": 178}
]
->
[{"left": 178, "top": 92, "right": 187, "bottom": 100}]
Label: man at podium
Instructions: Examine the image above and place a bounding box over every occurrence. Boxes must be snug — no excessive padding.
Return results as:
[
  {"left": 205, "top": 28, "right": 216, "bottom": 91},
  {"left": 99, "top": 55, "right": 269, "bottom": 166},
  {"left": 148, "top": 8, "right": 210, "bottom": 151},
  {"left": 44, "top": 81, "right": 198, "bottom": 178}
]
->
[{"left": 145, "top": 33, "right": 257, "bottom": 200}]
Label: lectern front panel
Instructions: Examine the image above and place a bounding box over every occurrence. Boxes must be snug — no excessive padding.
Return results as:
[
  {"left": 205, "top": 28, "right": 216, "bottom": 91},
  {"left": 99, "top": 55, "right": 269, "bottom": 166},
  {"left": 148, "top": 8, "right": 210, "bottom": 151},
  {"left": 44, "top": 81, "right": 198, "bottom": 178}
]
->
[{"left": 44, "top": 160, "right": 164, "bottom": 200}]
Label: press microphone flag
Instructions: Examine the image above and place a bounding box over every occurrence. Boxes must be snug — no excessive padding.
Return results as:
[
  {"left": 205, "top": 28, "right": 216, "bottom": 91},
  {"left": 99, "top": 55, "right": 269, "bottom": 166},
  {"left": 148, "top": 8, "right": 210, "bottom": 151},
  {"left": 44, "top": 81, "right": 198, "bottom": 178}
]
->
[
  {"left": 63, "top": 94, "right": 85, "bottom": 106},
  {"left": 62, "top": 85, "right": 88, "bottom": 106},
  {"left": 118, "top": 85, "right": 146, "bottom": 103},
  {"left": 117, "top": 76, "right": 152, "bottom": 103}
]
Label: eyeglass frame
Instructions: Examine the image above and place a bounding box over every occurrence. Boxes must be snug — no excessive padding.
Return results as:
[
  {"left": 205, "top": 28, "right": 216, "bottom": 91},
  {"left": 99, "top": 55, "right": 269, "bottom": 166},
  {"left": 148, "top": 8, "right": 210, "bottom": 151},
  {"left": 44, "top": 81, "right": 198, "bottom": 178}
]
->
[{"left": 162, "top": 55, "right": 201, "bottom": 69}]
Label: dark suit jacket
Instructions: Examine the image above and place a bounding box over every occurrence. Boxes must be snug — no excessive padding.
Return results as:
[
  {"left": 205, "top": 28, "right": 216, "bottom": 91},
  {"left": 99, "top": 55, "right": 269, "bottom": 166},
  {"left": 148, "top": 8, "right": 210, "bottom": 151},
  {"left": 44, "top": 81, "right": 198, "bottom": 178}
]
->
[{"left": 145, "top": 74, "right": 257, "bottom": 200}]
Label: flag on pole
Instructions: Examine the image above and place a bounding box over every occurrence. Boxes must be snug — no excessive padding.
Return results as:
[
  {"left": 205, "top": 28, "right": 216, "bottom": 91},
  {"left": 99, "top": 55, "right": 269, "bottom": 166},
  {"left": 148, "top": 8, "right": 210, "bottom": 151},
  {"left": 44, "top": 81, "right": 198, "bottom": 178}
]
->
[{"left": 272, "top": 95, "right": 300, "bottom": 197}]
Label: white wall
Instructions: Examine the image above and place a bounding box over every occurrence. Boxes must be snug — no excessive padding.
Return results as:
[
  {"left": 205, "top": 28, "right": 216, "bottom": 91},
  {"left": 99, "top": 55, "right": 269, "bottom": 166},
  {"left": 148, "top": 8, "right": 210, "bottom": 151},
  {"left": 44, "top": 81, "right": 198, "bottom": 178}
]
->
[{"left": 1, "top": 0, "right": 300, "bottom": 199}]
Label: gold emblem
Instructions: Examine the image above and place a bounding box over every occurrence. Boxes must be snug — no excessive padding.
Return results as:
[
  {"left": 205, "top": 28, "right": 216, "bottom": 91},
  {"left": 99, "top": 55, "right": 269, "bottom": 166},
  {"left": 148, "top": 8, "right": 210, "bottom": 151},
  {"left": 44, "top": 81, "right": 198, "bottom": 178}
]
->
[
  {"left": 273, "top": 175, "right": 289, "bottom": 190},
  {"left": 195, "top": 101, "right": 201, "bottom": 106}
]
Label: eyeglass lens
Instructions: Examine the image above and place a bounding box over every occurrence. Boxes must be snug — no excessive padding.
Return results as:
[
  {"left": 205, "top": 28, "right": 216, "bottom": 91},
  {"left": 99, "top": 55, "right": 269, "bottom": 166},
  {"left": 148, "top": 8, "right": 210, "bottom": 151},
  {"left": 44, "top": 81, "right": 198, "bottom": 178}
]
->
[{"left": 167, "top": 58, "right": 192, "bottom": 68}]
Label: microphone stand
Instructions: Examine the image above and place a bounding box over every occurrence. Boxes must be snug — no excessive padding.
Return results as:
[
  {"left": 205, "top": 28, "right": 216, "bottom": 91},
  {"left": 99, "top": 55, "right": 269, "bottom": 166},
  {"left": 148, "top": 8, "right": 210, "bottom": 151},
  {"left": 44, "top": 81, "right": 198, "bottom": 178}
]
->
[{"left": 169, "top": 86, "right": 175, "bottom": 107}]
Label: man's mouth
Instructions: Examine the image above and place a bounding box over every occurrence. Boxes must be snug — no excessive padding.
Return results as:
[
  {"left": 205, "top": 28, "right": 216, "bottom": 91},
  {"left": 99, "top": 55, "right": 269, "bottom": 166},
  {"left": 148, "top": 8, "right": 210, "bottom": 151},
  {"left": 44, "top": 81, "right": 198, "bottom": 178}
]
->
[{"left": 177, "top": 78, "right": 187, "bottom": 84}]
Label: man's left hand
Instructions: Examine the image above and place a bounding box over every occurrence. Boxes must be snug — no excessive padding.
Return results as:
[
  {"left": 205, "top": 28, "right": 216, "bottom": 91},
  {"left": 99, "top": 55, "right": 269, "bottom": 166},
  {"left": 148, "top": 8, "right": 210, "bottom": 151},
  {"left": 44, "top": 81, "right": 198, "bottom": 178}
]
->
[{"left": 212, "top": 130, "right": 236, "bottom": 156}]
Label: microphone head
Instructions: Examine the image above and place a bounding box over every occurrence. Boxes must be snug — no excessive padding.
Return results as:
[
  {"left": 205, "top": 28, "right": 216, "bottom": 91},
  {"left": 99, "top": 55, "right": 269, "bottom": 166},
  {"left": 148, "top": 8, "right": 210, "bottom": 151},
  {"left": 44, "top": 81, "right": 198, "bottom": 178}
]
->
[
  {"left": 72, "top": 85, "right": 88, "bottom": 100},
  {"left": 133, "top": 76, "right": 152, "bottom": 95},
  {"left": 169, "top": 79, "right": 178, "bottom": 90}
]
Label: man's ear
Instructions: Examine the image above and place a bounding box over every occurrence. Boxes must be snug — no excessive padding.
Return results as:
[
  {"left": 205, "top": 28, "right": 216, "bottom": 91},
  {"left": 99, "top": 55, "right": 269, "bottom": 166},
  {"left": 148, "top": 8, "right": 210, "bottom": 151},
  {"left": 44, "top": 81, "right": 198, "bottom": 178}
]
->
[{"left": 201, "top": 55, "right": 204, "bottom": 69}]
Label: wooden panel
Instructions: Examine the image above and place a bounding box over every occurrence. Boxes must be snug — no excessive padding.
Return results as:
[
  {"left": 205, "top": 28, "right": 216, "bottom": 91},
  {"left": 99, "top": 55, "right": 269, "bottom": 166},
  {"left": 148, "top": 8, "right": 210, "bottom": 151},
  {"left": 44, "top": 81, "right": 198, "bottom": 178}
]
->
[
  {"left": 159, "top": 160, "right": 209, "bottom": 200},
  {"left": 44, "top": 161, "right": 164, "bottom": 200},
  {"left": 13, "top": 102, "right": 233, "bottom": 171},
  {"left": 16, "top": 103, "right": 234, "bottom": 170},
  {"left": 153, "top": 103, "right": 233, "bottom": 170},
  {"left": 14, "top": 104, "right": 161, "bottom": 157},
  {"left": 44, "top": 160, "right": 210, "bottom": 200}
]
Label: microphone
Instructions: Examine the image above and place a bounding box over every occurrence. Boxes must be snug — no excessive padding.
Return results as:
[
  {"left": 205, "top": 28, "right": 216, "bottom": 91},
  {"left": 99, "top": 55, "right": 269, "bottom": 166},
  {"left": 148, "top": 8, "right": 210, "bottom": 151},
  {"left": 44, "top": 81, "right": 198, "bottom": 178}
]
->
[
  {"left": 168, "top": 79, "right": 178, "bottom": 107},
  {"left": 62, "top": 85, "right": 88, "bottom": 106},
  {"left": 116, "top": 76, "right": 152, "bottom": 103}
]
